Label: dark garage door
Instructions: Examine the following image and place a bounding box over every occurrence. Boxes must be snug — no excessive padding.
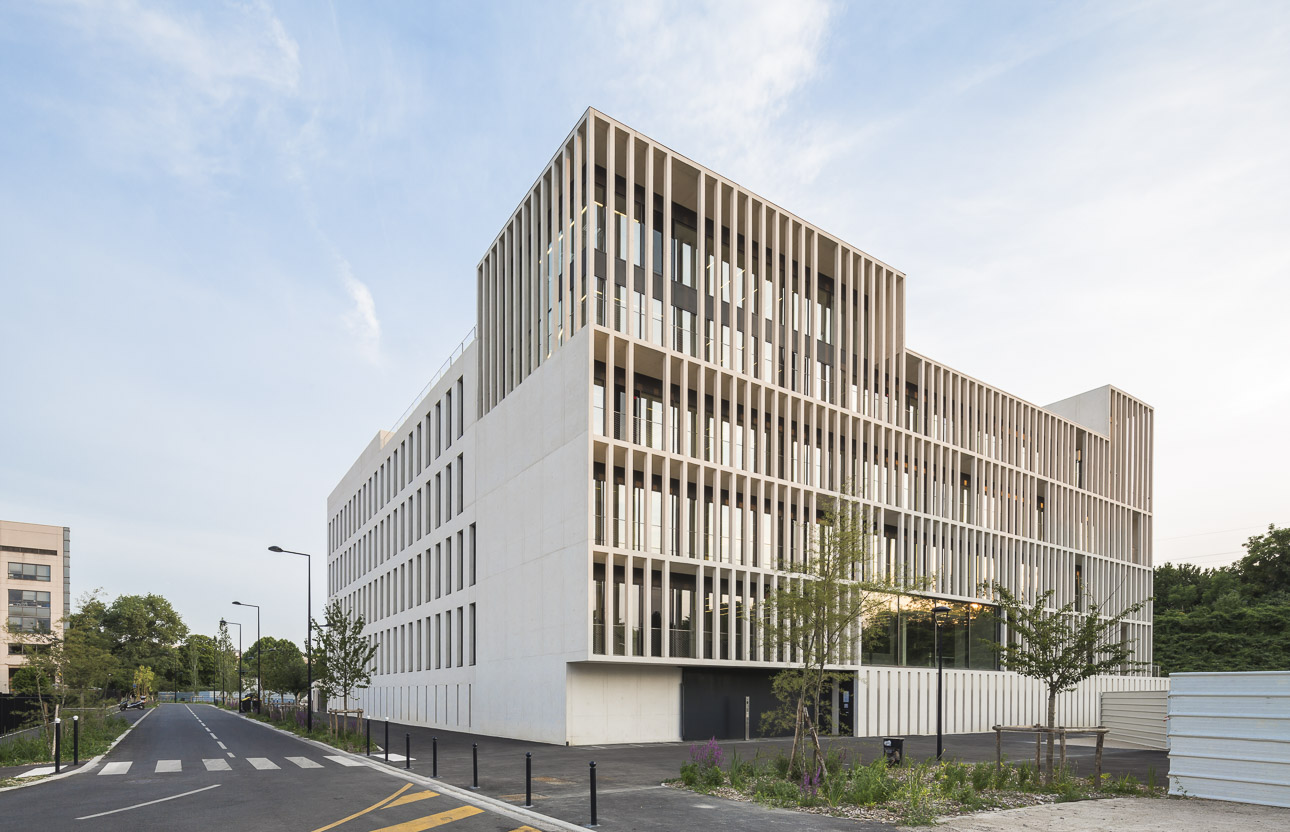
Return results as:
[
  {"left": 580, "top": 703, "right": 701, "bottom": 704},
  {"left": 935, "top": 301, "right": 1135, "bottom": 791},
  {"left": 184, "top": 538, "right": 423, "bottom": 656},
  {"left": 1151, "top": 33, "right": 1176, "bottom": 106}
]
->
[{"left": 681, "top": 668, "right": 786, "bottom": 741}]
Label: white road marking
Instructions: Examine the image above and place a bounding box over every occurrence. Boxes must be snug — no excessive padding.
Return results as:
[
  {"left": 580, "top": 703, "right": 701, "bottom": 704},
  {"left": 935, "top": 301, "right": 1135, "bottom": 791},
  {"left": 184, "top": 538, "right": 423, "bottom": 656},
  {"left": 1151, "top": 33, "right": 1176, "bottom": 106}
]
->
[
  {"left": 156, "top": 760, "right": 182, "bottom": 773},
  {"left": 324, "top": 755, "right": 365, "bottom": 767},
  {"left": 246, "top": 757, "right": 279, "bottom": 770},
  {"left": 19, "top": 766, "right": 55, "bottom": 778},
  {"left": 203, "top": 759, "right": 231, "bottom": 771},
  {"left": 286, "top": 756, "right": 322, "bottom": 769},
  {"left": 75, "top": 784, "right": 220, "bottom": 820},
  {"left": 98, "top": 762, "right": 132, "bottom": 776},
  {"left": 217, "top": 742, "right": 227, "bottom": 749},
  {"left": 209, "top": 734, "right": 218, "bottom": 739},
  {"left": 227, "top": 752, "right": 235, "bottom": 757}
]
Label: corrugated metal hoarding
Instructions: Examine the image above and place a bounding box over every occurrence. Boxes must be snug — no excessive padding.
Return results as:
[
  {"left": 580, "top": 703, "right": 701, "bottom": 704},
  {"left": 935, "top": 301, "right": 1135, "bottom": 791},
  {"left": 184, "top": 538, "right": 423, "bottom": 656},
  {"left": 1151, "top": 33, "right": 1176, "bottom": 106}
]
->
[
  {"left": 1168, "top": 671, "right": 1290, "bottom": 808},
  {"left": 1101, "top": 689, "right": 1169, "bottom": 750}
]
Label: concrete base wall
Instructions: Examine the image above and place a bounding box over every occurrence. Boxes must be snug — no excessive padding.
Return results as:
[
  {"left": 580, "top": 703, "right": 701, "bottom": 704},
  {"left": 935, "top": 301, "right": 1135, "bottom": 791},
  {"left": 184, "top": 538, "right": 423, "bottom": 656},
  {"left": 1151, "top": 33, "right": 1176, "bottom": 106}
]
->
[{"left": 566, "top": 663, "right": 682, "bottom": 745}]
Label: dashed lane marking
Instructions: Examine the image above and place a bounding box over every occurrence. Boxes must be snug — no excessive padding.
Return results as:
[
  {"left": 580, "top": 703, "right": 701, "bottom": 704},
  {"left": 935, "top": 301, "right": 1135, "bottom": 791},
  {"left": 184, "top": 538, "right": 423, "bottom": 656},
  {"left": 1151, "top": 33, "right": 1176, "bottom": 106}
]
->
[{"left": 217, "top": 742, "right": 228, "bottom": 750}]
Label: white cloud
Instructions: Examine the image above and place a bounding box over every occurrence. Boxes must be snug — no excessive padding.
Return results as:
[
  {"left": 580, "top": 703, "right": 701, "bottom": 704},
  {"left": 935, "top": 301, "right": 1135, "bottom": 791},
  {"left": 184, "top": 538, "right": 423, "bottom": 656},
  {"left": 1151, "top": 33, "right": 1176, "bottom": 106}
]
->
[
  {"left": 588, "top": 0, "right": 842, "bottom": 204},
  {"left": 339, "top": 258, "right": 381, "bottom": 365},
  {"left": 48, "top": 0, "right": 301, "bottom": 180}
]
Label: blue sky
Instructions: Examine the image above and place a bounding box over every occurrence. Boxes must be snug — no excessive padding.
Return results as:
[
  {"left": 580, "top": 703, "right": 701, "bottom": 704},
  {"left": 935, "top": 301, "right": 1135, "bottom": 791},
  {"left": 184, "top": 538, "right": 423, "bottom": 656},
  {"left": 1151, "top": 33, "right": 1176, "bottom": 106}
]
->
[{"left": 2, "top": 0, "right": 1287, "bottom": 645}]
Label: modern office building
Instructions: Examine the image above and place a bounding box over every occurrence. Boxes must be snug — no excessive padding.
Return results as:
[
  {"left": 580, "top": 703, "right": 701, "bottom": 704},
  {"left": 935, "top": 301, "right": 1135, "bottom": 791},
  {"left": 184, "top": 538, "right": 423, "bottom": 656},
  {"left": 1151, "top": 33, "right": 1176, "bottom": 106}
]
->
[
  {"left": 1, "top": 520, "right": 71, "bottom": 693},
  {"left": 326, "top": 108, "right": 1162, "bottom": 745}
]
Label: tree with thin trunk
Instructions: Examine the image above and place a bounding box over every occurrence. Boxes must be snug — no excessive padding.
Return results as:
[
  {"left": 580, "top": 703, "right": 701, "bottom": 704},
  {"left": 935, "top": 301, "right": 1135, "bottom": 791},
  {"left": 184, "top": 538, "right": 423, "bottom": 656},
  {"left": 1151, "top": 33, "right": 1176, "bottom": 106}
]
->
[
  {"left": 313, "top": 600, "right": 376, "bottom": 733},
  {"left": 982, "top": 581, "right": 1148, "bottom": 782},
  {"left": 761, "top": 489, "right": 923, "bottom": 780}
]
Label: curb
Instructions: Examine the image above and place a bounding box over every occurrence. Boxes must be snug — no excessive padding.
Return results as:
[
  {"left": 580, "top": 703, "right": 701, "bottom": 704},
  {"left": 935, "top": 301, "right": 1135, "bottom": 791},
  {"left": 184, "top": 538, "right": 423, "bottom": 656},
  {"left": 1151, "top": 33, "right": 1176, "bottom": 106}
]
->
[
  {"left": 0, "top": 707, "right": 155, "bottom": 793},
  {"left": 226, "top": 707, "right": 588, "bottom": 832}
]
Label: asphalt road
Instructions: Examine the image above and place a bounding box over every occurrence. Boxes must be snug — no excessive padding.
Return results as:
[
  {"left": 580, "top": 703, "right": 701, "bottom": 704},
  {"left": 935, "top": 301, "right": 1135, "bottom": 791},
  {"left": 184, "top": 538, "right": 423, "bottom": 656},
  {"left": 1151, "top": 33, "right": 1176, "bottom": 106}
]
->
[{"left": 1, "top": 704, "right": 552, "bottom": 832}]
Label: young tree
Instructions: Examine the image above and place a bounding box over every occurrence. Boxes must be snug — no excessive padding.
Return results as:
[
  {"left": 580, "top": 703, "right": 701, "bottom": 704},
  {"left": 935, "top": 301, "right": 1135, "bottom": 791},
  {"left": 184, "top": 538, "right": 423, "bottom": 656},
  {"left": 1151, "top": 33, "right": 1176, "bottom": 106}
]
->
[
  {"left": 133, "top": 665, "right": 156, "bottom": 701},
  {"left": 761, "top": 491, "right": 922, "bottom": 778},
  {"left": 313, "top": 600, "right": 377, "bottom": 730},
  {"left": 982, "top": 581, "right": 1148, "bottom": 781}
]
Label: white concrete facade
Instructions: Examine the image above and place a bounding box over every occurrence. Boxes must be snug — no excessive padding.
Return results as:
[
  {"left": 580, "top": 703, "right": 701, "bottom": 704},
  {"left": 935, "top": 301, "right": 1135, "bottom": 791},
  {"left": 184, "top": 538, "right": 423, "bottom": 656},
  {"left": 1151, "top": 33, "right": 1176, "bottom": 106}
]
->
[
  {"left": 2, "top": 519, "right": 71, "bottom": 693},
  {"left": 327, "top": 109, "right": 1156, "bottom": 744}
]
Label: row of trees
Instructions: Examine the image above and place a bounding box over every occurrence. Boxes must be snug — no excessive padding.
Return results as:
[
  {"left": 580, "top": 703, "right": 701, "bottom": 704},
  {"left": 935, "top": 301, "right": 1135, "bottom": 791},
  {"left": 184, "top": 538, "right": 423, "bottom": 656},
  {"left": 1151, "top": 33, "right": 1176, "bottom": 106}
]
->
[
  {"left": 11, "top": 591, "right": 317, "bottom": 724},
  {"left": 1154, "top": 525, "right": 1289, "bottom": 674}
]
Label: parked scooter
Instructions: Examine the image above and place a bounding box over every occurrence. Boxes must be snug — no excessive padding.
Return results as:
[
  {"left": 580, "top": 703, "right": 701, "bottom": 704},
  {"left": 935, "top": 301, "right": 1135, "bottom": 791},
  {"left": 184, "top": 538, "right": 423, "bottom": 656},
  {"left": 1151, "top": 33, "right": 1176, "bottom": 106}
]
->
[{"left": 119, "top": 698, "right": 146, "bottom": 711}]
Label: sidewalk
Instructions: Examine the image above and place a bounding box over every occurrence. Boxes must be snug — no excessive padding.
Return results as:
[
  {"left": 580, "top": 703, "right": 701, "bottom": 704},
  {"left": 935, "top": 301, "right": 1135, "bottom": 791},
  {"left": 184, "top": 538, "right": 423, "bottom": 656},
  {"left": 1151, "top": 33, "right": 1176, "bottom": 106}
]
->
[{"left": 337, "top": 717, "right": 1171, "bottom": 830}]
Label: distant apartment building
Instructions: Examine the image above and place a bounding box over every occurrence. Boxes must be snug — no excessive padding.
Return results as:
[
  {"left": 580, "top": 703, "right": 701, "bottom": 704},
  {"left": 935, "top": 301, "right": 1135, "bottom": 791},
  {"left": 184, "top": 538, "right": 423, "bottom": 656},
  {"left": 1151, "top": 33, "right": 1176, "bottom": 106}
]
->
[
  {"left": 2, "top": 520, "right": 70, "bottom": 693},
  {"left": 326, "top": 108, "right": 1162, "bottom": 744}
]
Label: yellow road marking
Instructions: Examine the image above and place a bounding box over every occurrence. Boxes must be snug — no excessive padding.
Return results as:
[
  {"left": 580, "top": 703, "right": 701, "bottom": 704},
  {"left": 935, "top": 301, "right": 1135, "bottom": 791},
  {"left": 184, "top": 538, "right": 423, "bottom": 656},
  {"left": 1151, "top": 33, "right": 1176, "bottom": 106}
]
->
[
  {"left": 369, "top": 806, "right": 484, "bottom": 832},
  {"left": 385, "top": 790, "right": 439, "bottom": 808},
  {"left": 308, "top": 783, "right": 413, "bottom": 832}
]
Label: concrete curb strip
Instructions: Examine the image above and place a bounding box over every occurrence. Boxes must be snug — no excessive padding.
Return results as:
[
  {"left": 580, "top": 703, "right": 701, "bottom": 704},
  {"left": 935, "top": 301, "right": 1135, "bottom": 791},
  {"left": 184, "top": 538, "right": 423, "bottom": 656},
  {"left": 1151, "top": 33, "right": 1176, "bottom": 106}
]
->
[
  {"left": 0, "top": 706, "right": 155, "bottom": 793},
  {"left": 230, "top": 707, "right": 586, "bottom": 832}
]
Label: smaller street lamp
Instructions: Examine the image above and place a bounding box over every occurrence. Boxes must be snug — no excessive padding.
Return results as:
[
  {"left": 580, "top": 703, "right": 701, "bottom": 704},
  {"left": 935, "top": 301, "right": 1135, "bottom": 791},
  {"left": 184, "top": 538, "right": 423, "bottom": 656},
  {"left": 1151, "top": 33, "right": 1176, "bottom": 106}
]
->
[
  {"left": 233, "top": 601, "right": 261, "bottom": 714},
  {"left": 933, "top": 605, "right": 951, "bottom": 761}
]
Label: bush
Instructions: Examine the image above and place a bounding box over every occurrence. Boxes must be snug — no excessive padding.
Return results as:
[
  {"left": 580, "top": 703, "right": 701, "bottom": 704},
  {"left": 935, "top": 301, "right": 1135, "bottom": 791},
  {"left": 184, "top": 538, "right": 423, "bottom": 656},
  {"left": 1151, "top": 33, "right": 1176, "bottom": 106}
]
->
[
  {"left": 846, "top": 758, "right": 898, "bottom": 805},
  {"left": 971, "top": 761, "right": 994, "bottom": 791},
  {"left": 754, "top": 778, "right": 801, "bottom": 806}
]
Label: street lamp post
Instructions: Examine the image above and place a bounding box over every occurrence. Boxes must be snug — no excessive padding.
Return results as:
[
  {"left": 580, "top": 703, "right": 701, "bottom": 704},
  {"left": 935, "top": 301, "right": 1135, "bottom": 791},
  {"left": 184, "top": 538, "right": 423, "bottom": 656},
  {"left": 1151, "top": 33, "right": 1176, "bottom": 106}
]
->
[
  {"left": 222, "top": 619, "right": 242, "bottom": 711},
  {"left": 933, "top": 604, "right": 951, "bottom": 761},
  {"left": 233, "top": 601, "right": 261, "bottom": 714},
  {"left": 269, "top": 545, "right": 313, "bottom": 732}
]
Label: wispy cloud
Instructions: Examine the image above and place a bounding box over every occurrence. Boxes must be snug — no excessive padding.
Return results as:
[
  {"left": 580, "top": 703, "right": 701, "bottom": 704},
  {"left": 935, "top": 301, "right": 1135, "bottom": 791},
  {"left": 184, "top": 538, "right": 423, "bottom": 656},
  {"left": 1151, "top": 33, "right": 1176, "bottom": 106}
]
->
[
  {"left": 339, "top": 257, "right": 382, "bottom": 365},
  {"left": 589, "top": 0, "right": 841, "bottom": 203}
]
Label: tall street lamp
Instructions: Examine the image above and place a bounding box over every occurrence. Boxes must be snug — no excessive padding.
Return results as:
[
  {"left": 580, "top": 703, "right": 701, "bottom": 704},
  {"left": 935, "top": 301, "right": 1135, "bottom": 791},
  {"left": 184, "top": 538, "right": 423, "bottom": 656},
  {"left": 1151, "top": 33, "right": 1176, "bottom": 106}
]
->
[
  {"left": 269, "top": 545, "right": 313, "bottom": 732},
  {"left": 933, "top": 604, "right": 951, "bottom": 761},
  {"left": 221, "top": 619, "right": 242, "bottom": 711},
  {"left": 233, "top": 601, "right": 261, "bottom": 714}
]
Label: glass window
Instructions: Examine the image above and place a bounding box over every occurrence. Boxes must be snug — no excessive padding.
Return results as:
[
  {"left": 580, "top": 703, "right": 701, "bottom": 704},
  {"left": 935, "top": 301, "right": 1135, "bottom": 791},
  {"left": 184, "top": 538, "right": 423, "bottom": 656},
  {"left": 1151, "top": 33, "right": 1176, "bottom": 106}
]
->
[
  {"left": 7, "top": 589, "right": 51, "bottom": 632},
  {"left": 7, "top": 562, "right": 51, "bottom": 581}
]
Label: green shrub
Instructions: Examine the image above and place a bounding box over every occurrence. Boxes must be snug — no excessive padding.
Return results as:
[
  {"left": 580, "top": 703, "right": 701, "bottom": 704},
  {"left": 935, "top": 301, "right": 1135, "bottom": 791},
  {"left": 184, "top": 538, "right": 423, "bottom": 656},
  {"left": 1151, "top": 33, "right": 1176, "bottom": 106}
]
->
[
  {"left": 1104, "top": 773, "right": 1142, "bottom": 795},
  {"left": 845, "top": 759, "right": 898, "bottom": 805},
  {"left": 971, "top": 761, "right": 994, "bottom": 791},
  {"left": 754, "top": 778, "right": 801, "bottom": 806}
]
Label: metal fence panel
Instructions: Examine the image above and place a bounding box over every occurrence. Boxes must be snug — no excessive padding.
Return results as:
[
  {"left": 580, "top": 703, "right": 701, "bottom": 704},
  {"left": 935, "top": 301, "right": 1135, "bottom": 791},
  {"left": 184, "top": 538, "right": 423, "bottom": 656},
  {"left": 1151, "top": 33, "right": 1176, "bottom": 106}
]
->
[{"left": 1168, "top": 671, "right": 1290, "bottom": 807}]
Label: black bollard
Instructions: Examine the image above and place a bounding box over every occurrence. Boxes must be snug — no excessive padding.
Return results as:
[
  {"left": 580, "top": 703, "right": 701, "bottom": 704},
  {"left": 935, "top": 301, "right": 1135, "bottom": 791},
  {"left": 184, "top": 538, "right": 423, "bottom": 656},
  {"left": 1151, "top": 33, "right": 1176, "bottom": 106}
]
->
[
  {"left": 54, "top": 719, "right": 62, "bottom": 774},
  {"left": 524, "top": 751, "right": 532, "bottom": 807},
  {"left": 366, "top": 718, "right": 371, "bottom": 756},
  {"left": 384, "top": 720, "right": 389, "bottom": 763},
  {"left": 405, "top": 733, "right": 411, "bottom": 770},
  {"left": 471, "top": 742, "right": 479, "bottom": 789},
  {"left": 589, "top": 760, "right": 598, "bottom": 827},
  {"left": 432, "top": 736, "right": 438, "bottom": 778},
  {"left": 73, "top": 716, "right": 80, "bottom": 766}
]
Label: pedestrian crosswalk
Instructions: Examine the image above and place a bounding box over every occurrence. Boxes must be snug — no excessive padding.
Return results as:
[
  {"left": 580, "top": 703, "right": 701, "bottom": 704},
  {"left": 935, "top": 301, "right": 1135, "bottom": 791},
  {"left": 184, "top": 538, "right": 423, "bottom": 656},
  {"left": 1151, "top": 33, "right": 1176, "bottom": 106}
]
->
[{"left": 97, "top": 755, "right": 368, "bottom": 775}]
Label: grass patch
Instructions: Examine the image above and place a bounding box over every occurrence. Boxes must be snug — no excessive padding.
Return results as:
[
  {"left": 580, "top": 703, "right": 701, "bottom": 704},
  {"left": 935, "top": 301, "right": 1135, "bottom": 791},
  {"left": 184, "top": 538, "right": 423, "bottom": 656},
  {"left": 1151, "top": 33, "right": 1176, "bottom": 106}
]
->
[
  {"left": 242, "top": 707, "right": 366, "bottom": 754},
  {"left": 674, "top": 739, "right": 1165, "bottom": 824},
  {"left": 0, "top": 710, "right": 130, "bottom": 767}
]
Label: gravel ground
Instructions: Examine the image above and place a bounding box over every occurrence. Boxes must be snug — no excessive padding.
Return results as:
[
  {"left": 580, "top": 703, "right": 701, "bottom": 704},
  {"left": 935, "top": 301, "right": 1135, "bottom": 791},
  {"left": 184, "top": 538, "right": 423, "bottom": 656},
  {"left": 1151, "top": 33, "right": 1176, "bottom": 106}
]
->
[{"left": 925, "top": 797, "right": 1290, "bottom": 831}]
